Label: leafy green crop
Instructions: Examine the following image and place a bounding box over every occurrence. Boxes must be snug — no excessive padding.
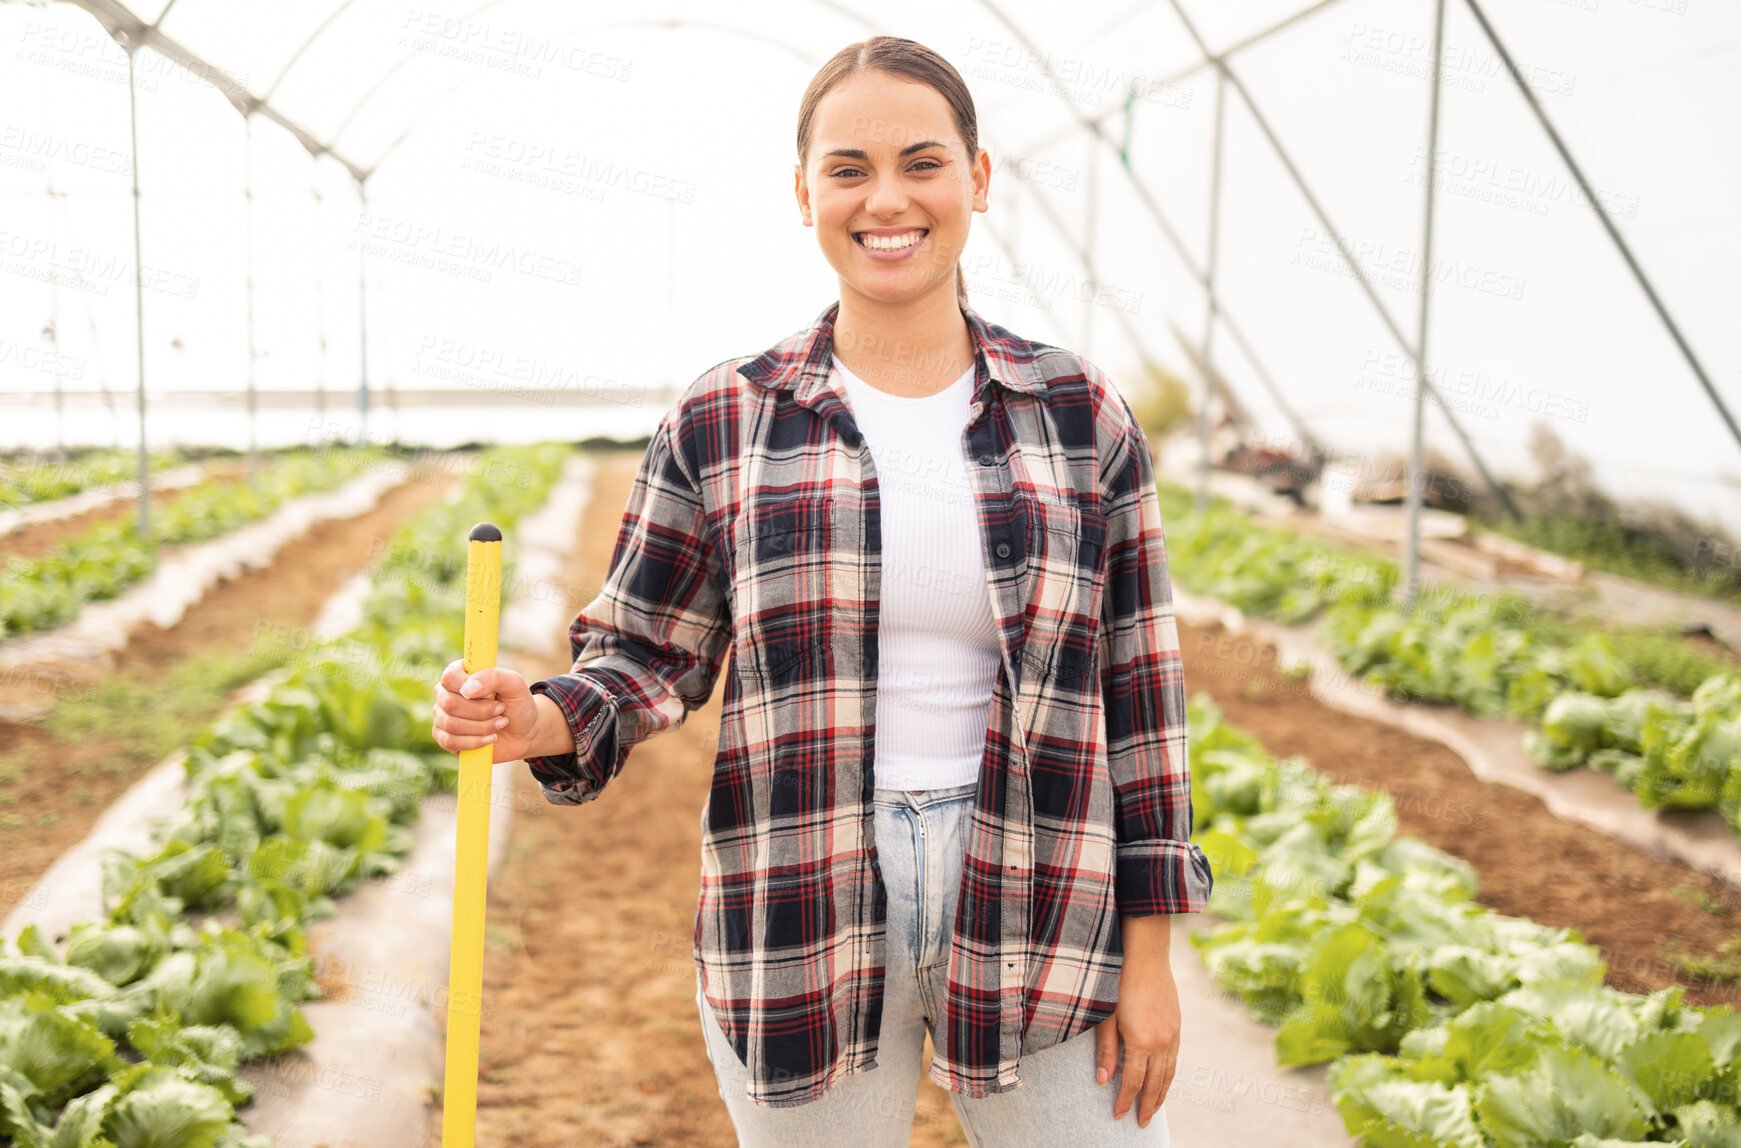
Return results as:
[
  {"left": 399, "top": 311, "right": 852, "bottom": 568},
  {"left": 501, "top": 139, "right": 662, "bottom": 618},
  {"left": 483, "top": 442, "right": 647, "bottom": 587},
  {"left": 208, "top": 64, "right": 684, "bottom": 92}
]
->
[
  {"left": 0, "top": 450, "right": 189, "bottom": 511},
  {"left": 0, "top": 449, "right": 389, "bottom": 640},
  {"left": 1187, "top": 691, "right": 1741, "bottom": 1146},
  {"left": 0, "top": 443, "right": 570, "bottom": 1145},
  {"left": 1157, "top": 482, "right": 1741, "bottom": 847},
  {"left": 1164, "top": 500, "right": 1397, "bottom": 624}
]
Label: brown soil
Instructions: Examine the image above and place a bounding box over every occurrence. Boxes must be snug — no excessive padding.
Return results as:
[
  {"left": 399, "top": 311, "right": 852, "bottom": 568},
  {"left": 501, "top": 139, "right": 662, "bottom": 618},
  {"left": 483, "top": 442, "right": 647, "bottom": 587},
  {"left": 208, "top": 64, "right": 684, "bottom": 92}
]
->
[
  {"left": 0, "top": 461, "right": 247, "bottom": 559},
  {"left": 1684, "top": 631, "right": 1741, "bottom": 669},
  {"left": 109, "top": 472, "right": 450, "bottom": 670},
  {"left": 1420, "top": 532, "right": 1550, "bottom": 578},
  {"left": 455, "top": 452, "right": 1741, "bottom": 1147},
  {"left": 0, "top": 470, "right": 456, "bottom": 911}
]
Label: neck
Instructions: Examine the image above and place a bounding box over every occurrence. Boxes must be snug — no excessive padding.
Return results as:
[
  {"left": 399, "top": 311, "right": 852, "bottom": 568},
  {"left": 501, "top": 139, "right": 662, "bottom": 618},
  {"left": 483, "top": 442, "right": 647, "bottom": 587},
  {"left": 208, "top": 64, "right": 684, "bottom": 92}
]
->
[{"left": 832, "top": 280, "right": 974, "bottom": 395}]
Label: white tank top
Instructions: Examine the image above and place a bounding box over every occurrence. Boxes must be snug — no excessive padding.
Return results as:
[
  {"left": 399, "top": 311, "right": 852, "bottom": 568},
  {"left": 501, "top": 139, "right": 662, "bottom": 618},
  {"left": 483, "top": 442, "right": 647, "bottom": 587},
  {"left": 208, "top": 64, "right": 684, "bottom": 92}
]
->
[{"left": 834, "top": 353, "right": 1003, "bottom": 792}]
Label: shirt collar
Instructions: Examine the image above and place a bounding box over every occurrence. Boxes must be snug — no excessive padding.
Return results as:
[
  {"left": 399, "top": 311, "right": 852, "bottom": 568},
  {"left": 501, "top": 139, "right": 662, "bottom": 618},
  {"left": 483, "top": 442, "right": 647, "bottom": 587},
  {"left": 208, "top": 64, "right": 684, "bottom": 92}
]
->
[{"left": 737, "top": 298, "right": 1050, "bottom": 403}]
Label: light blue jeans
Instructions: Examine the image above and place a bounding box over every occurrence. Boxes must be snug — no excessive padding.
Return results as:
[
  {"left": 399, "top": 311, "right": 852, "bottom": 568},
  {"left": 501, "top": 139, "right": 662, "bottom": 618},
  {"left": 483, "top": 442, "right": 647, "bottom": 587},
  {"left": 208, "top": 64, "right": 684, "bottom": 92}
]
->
[{"left": 695, "top": 782, "right": 1171, "bottom": 1147}]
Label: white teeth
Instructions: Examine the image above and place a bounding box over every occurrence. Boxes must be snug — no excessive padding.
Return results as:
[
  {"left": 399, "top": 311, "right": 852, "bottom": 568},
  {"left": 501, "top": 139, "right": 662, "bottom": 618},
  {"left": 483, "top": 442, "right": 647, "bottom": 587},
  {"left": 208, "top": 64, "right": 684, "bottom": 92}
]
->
[{"left": 858, "top": 230, "right": 925, "bottom": 251}]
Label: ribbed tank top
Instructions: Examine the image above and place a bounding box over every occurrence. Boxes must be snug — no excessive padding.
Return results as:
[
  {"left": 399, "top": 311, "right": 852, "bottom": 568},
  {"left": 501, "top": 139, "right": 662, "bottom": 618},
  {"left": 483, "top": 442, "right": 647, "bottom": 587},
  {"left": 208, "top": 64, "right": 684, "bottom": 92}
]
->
[{"left": 834, "top": 353, "right": 1002, "bottom": 792}]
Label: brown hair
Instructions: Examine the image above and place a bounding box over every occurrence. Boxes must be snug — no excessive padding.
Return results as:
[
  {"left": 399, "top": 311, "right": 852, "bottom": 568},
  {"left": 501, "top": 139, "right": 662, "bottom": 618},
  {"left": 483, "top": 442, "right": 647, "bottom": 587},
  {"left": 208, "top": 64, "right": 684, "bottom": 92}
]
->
[{"left": 796, "top": 35, "right": 976, "bottom": 305}]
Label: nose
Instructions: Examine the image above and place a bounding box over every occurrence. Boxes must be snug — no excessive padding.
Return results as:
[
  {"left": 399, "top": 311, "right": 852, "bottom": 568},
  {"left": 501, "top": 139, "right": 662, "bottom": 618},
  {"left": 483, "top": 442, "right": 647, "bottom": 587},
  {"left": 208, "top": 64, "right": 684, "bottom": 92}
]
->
[{"left": 863, "top": 170, "right": 909, "bottom": 217}]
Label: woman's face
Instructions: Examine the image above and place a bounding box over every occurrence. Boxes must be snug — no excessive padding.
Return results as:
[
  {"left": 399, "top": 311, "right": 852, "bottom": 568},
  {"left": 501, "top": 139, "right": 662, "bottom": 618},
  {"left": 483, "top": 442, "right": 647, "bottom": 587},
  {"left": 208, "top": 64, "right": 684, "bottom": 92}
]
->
[{"left": 795, "top": 70, "right": 989, "bottom": 306}]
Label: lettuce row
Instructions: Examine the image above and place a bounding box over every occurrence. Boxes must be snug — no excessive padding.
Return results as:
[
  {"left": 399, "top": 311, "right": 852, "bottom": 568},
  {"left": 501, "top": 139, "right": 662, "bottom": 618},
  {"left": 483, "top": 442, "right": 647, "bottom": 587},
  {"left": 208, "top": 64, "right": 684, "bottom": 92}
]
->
[
  {"left": 0, "top": 447, "right": 390, "bottom": 639},
  {"left": 0, "top": 443, "right": 570, "bottom": 1147},
  {"left": 1153, "top": 486, "right": 1741, "bottom": 844},
  {"left": 1187, "top": 691, "right": 1741, "bottom": 1146},
  {"left": 1324, "top": 599, "right": 1741, "bottom": 836},
  {"left": 1161, "top": 498, "right": 1398, "bottom": 624},
  {"left": 0, "top": 449, "right": 189, "bottom": 511}
]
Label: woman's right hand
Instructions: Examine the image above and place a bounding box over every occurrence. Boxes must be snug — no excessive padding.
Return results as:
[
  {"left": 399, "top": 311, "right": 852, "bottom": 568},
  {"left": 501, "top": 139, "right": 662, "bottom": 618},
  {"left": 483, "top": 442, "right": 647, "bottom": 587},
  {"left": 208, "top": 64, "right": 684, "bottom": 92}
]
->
[{"left": 433, "top": 659, "right": 542, "bottom": 764}]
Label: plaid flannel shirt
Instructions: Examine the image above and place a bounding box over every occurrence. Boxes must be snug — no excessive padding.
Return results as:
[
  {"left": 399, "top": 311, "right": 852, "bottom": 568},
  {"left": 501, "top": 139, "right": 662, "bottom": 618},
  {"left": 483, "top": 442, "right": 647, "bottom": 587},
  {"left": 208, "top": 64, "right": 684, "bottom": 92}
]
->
[{"left": 524, "top": 298, "right": 1212, "bottom": 1108}]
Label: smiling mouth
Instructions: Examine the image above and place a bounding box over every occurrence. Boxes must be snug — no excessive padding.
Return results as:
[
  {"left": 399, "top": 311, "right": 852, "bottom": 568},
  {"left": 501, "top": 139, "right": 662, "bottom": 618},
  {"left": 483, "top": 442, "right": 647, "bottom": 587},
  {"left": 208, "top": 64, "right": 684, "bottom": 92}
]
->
[{"left": 854, "top": 229, "right": 928, "bottom": 251}]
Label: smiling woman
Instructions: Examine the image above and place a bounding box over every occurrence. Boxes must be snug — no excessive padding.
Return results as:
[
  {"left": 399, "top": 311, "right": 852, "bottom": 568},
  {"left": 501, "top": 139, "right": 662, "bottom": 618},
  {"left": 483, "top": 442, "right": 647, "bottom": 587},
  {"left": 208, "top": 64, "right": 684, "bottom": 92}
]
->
[
  {"left": 793, "top": 41, "right": 988, "bottom": 398},
  {"left": 440, "top": 30, "right": 1205, "bottom": 1148}
]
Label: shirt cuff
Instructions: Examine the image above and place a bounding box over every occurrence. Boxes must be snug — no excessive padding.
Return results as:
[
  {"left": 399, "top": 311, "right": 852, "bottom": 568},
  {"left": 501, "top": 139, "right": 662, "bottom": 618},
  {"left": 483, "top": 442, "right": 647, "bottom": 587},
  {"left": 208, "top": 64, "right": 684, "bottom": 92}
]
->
[
  {"left": 1115, "top": 837, "right": 1214, "bottom": 916},
  {"left": 525, "top": 674, "right": 618, "bottom": 805}
]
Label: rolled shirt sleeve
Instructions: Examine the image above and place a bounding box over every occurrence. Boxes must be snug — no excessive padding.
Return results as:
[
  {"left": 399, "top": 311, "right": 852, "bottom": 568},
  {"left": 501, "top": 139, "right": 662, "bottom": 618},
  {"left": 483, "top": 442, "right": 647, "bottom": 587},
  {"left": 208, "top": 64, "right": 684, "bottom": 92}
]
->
[
  {"left": 524, "top": 407, "right": 731, "bottom": 805},
  {"left": 1097, "top": 393, "right": 1213, "bottom": 916}
]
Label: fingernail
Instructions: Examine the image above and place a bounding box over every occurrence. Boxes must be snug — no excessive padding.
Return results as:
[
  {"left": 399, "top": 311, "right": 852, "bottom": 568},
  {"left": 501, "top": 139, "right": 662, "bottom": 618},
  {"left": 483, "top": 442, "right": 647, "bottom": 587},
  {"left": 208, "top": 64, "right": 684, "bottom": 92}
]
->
[
  {"left": 494, "top": 717, "right": 508, "bottom": 729},
  {"left": 462, "top": 678, "right": 479, "bottom": 696},
  {"left": 1097, "top": 1067, "right": 1108, "bottom": 1085},
  {"left": 484, "top": 734, "right": 496, "bottom": 743}
]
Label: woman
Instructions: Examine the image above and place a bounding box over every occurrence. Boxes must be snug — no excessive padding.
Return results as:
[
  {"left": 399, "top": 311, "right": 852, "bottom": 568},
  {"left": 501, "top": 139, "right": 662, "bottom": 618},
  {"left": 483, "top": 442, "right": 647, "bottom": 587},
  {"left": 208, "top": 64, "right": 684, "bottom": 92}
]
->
[{"left": 432, "top": 34, "right": 1211, "bottom": 1147}]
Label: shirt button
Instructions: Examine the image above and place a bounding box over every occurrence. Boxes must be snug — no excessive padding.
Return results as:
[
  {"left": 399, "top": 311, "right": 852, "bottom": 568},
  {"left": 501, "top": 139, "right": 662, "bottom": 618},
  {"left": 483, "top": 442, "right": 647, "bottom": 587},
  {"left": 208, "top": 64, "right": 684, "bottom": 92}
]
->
[
  {"left": 995, "top": 542, "right": 1011, "bottom": 559},
  {"left": 978, "top": 452, "right": 994, "bottom": 467}
]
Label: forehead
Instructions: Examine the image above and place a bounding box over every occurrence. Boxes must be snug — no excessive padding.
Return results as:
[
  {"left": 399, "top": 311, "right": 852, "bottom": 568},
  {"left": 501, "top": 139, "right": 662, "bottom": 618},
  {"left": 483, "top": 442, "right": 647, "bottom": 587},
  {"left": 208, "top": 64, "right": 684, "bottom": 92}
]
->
[{"left": 811, "top": 71, "right": 959, "bottom": 155}]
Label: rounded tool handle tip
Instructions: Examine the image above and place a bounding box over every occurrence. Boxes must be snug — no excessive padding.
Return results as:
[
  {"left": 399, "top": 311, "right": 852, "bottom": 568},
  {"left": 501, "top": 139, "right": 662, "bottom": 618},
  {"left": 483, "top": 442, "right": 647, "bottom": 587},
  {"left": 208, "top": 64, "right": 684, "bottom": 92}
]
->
[{"left": 468, "top": 521, "right": 502, "bottom": 542}]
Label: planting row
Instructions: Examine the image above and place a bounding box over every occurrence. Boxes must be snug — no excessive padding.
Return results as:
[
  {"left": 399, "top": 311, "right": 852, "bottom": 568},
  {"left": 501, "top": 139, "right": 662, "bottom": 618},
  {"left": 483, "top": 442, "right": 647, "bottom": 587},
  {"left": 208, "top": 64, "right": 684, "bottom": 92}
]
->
[
  {"left": 0, "top": 447, "right": 392, "bottom": 639},
  {"left": 0, "top": 450, "right": 190, "bottom": 511},
  {"left": 1157, "top": 484, "right": 1741, "bottom": 844},
  {"left": 0, "top": 443, "right": 570, "bottom": 1147},
  {"left": 1188, "top": 691, "right": 1741, "bottom": 1147}
]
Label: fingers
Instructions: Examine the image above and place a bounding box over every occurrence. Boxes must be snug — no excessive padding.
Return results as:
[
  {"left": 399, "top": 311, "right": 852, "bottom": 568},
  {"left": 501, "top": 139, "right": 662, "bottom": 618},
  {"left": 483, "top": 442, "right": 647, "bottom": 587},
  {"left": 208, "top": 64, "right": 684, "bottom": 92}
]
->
[
  {"left": 434, "top": 659, "right": 508, "bottom": 752},
  {"left": 1113, "top": 1050, "right": 1145, "bottom": 1121},
  {"left": 435, "top": 708, "right": 506, "bottom": 739},
  {"left": 461, "top": 666, "right": 523, "bottom": 701},
  {"left": 431, "top": 701, "right": 502, "bottom": 749},
  {"left": 435, "top": 729, "right": 497, "bottom": 753},
  {"left": 437, "top": 688, "right": 504, "bottom": 722},
  {"left": 435, "top": 693, "right": 504, "bottom": 728},
  {"left": 435, "top": 665, "right": 506, "bottom": 722},
  {"left": 1138, "top": 1049, "right": 1171, "bottom": 1127},
  {"left": 1094, "top": 1016, "right": 1117, "bottom": 1087}
]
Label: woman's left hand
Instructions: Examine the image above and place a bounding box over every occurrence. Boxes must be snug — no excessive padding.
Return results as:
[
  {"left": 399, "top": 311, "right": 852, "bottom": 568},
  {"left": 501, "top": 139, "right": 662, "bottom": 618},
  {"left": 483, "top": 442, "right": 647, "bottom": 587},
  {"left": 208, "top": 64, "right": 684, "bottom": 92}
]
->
[{"left": 1094, "top": 955, "right": 1181, "bottom": 1128}]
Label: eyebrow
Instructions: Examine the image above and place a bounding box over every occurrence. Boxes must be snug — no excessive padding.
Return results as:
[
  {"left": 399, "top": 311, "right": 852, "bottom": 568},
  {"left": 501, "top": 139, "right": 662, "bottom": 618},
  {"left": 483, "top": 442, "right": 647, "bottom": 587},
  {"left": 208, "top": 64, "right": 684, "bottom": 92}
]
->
[{"left": 822, "top": 140, "right": 948, "bottom": 160}]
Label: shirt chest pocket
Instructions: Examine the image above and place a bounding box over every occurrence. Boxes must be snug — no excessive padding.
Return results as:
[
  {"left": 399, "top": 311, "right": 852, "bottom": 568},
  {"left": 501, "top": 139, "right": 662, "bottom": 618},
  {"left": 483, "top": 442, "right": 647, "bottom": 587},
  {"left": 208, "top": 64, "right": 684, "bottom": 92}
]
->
[
  {"left": 731, "top": 496, "right": 833, "bottom": 684},
  {"left": 1022, "top": 488, "right": 1108, "bottom": 685}
]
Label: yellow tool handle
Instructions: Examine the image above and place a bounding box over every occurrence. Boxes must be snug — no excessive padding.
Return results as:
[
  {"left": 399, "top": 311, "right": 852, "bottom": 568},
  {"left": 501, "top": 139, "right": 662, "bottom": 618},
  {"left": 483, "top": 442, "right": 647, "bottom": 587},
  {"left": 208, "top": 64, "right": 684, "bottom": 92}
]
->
[{"left": 443, "top": 521, "right": 502, "bottom": 1147}]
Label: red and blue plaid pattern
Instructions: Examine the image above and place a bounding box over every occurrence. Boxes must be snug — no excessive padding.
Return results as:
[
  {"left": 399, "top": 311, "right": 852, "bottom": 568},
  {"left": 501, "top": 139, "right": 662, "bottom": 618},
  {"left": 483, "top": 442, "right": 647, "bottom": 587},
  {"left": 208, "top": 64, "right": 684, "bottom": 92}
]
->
[{"left": 525, "top": 298, "right": 1211, "bottom": 1107}]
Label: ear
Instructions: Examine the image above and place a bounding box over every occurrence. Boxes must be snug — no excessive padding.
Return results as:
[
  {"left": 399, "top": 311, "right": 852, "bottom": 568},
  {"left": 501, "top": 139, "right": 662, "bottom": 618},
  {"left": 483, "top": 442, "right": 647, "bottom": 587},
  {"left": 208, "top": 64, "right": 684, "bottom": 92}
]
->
[
  {"left": 970, "top": 147, "right": 990, "bottom": 213},
  {"left": 794, "top": 163, "right": 812, "bottom": 225}
]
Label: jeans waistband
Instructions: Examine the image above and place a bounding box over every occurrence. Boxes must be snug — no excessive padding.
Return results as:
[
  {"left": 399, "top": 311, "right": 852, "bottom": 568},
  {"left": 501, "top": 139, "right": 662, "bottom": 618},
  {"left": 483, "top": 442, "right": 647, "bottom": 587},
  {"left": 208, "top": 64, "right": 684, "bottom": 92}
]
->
[{"left": 872, "top": 780, "right": 978, "bottom": 809}]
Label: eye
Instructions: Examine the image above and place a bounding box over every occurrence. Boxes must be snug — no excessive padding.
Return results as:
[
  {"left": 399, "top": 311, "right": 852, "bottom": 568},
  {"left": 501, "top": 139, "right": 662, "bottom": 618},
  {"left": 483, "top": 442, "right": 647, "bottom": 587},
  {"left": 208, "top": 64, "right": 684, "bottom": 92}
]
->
[{"left": 829, "top": 159, "right": 944, "bottom": 179}]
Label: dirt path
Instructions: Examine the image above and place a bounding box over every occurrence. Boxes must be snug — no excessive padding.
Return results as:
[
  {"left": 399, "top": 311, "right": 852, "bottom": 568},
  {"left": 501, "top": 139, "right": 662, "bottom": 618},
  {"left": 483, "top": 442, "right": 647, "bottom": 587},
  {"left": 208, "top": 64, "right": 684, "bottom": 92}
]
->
[
  {"left": 460, "top": 451, "right": 1741, "bottom": 1147},
  {"left": 0, "top": 470, "right": 456, "bottom": 912},
  {"left": 455, "top": 450, "right": 744, "bottom": 1148}
]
